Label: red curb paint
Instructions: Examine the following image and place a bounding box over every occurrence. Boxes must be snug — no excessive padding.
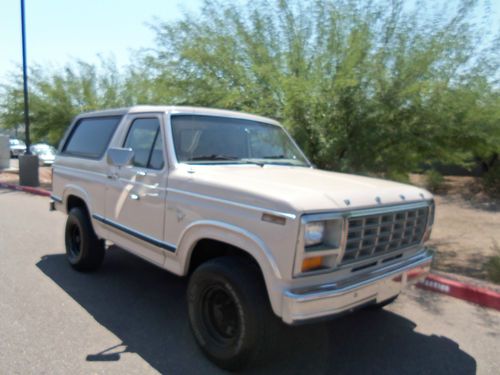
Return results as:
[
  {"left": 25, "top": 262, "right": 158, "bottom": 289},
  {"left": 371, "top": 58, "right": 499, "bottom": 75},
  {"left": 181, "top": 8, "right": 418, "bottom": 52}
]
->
[
  {"left": 0, "top": 182, "right": 51, "bottom": 197},
  {"left": 417, "top": 274, "right": 500, "bottom": 311}
]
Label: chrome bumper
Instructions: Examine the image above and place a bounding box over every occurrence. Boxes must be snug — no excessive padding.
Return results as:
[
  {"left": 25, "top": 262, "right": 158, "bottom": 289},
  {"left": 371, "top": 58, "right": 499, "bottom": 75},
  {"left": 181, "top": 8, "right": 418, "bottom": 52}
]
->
[{"left": 281, "top": 248, "right": 433, "bottom": 324}]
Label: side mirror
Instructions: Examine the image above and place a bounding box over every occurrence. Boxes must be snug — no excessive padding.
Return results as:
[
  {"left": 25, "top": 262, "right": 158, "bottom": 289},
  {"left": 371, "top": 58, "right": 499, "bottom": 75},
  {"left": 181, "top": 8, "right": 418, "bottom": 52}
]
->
[{"left": 107, "top": 148, "right": 134, "bottom": 167}]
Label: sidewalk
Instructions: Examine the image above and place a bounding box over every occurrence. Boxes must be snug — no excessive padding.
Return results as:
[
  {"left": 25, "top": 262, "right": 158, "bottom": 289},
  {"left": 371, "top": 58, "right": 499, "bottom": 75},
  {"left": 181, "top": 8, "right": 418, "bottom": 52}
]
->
[{"left": 0, "top": 159, "right": 52, "bottom": 191}]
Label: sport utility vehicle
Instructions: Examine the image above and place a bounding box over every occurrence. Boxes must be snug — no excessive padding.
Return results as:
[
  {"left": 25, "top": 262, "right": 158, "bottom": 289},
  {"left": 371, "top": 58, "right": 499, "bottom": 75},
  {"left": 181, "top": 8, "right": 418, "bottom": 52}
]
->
[{"left": 51, "top": 106, "right": 434, "bottom": 370}]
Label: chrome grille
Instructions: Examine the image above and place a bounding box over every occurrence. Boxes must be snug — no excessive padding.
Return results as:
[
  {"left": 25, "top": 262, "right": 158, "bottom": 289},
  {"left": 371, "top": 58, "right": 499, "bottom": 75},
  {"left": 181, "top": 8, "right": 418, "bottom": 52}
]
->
[{"left": 341, "top": 206, "right": 429, "bottom": 264}]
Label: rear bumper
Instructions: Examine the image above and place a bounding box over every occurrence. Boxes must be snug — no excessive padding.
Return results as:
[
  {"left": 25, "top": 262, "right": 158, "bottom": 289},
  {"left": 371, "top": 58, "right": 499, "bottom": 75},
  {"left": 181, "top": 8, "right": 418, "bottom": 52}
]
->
[{"left": 281, "top": 248, "right": 433, "bottom": 324}]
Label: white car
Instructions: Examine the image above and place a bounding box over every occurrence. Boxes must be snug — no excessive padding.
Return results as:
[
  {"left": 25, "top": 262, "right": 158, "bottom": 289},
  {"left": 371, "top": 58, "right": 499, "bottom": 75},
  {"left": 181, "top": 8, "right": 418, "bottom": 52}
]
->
[
  {"left": 30, "top": 143, "right": 56, "bottom": 165},
  {"left": 51, "top": 106, "right": 435, "bottom": 370},
  {"left": 9, "top": 139, "right": 26, "bottom": 157}
]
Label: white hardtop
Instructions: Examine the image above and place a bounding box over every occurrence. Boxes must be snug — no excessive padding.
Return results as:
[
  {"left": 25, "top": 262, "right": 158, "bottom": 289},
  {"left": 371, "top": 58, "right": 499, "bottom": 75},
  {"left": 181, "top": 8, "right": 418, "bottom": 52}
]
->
[{"left": 77, "top": 105, "right": 281, "bottom": 126}]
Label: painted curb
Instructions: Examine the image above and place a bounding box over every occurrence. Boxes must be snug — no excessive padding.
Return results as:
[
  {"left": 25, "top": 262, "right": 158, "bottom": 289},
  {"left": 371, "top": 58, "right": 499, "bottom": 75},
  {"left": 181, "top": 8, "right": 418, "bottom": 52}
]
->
[
  {"left": 417, "top": 273, "right": 500, "bottom": 311},
  {"left": 0, "top": 182, "right": 51, "bottom": 197}
]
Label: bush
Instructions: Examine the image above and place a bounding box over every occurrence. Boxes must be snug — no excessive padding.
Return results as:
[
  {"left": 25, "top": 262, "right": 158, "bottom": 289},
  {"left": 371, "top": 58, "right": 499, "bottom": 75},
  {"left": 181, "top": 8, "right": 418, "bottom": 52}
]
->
[
  {"left": 482, "top": 164, "right": 500, "bottom": 199},
  {"left": 486, "top": 242, "right": 500, "bottom": 284},
  {"left": 425, "top": 170, "right": 445, "bottom": 193}
]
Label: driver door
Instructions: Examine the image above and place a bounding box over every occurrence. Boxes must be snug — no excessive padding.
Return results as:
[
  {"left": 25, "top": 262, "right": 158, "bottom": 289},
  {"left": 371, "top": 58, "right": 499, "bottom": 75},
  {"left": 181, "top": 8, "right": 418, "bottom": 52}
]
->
[{"left": 104, "top": 115, "right": 168, "bottom": 265}]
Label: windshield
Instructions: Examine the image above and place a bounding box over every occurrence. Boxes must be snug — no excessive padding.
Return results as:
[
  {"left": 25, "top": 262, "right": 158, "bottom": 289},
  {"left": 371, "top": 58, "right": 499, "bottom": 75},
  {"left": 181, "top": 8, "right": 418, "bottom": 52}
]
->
[
  {"left": 33, "top": 146, "right": 56, "bottom": 155},
  {"left": 171, "top": 115, "right": 309, "bottom": 167},
  {"left": 10, "top": 139, "right": 26, "bottom": 146}
]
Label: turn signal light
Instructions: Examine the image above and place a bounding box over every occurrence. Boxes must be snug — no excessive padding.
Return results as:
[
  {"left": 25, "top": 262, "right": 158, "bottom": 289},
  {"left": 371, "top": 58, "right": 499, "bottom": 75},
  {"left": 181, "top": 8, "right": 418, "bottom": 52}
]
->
[{"left": 301, "top": 256, "right": 324, "bottom": 272}]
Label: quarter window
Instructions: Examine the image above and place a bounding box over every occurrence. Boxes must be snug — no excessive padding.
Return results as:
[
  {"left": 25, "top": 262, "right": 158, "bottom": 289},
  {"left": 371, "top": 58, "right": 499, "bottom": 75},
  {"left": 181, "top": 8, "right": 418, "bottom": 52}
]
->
[
  {"left": 124, "top": 118, "right": 164, "bottom": 169},
  {"left": 63, "top": 116, "right": 121, "bottom": 159}
]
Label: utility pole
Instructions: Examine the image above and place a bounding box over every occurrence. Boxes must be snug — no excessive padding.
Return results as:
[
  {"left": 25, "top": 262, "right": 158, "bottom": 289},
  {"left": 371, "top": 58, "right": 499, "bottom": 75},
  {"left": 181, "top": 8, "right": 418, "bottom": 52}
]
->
[
  {"left": 21, "top": 0, "right": 31, "bottom": 154},
  {"left": 18, "top": 0, "right": 39, "bottom": 186}
]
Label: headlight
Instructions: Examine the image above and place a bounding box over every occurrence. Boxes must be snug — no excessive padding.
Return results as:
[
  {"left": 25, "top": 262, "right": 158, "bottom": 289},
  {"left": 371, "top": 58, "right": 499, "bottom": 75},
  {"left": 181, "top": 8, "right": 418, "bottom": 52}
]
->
[
  {"left": 295, "top": 217, "right": 344, "bottom": 276},
  {"left": 304, "top": 221, "right": 325, "bottom": 247}
]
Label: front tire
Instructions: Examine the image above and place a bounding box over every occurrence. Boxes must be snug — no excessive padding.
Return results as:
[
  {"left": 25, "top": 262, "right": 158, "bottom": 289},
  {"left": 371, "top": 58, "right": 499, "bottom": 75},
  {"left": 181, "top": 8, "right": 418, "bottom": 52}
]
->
[
  {"left": 65, "top": 207, "right": 105, "bottom": 271},
  {"left": 187, "top": 256, "right": 277, "bottom": 371}
]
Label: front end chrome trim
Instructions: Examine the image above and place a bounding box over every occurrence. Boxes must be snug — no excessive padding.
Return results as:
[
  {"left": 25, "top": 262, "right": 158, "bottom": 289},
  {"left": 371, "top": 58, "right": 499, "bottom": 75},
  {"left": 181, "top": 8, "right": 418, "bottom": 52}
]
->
[
  {"left": 282, "top": 248, "right": 433, "bottom": 324},
  {"left": 301, "top": 200, "right": 431, "bottom": 223}
]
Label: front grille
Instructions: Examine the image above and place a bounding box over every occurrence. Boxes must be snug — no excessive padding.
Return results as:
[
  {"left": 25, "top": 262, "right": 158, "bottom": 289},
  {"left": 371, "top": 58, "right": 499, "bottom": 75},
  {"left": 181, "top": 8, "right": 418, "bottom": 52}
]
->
[{"left": 341, "top": 206, "right": 429, "bottom": 265}]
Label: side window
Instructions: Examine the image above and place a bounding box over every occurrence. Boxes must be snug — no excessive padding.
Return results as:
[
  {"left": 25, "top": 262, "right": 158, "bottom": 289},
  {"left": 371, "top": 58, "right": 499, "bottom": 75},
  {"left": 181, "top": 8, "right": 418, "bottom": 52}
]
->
[
  {"left": 124, "top": 118, "right": 164, "bottom": 169},
  {"left": 63, "top": 116, "right": 121, "bottom": 158}
]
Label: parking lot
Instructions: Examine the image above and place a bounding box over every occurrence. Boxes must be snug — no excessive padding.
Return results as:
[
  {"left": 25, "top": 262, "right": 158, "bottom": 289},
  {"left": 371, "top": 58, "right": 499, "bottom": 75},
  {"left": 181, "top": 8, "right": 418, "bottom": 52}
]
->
[{"left": 1, "top": 190, "right": 499, "bottom": 374}]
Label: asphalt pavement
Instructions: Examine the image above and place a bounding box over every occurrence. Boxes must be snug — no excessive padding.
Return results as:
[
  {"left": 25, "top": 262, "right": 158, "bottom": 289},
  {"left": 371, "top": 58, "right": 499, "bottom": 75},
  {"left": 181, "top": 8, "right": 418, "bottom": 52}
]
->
[{"left": 0, "top": 190, "right": 499, "bottom": 374}]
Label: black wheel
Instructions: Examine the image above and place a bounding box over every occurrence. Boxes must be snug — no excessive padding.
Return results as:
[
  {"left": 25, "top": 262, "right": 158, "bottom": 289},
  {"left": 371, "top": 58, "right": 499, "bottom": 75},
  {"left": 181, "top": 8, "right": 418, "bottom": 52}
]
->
[
  {"left": 65, "top": 207, "right": 105, "bottom": 271},
  {"left": 187, "top": 256, "right": 278, "bottom": 371}
]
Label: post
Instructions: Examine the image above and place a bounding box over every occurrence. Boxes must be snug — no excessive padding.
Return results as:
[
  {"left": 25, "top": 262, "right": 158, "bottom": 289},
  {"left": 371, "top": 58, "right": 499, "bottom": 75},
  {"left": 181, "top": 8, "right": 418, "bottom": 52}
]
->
[
  {"left": 21, "top": 0, "right": 31, "bottom": 154},
  {"left": 18, "top": 0, "right": 39, "bottom": 186}
]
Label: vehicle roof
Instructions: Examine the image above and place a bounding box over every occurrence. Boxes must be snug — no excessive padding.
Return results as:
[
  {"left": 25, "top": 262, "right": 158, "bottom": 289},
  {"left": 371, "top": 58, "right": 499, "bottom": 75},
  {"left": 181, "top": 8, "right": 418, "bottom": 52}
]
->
[{"left": 76, "top": 105, "right": 281, "bottom": 126}]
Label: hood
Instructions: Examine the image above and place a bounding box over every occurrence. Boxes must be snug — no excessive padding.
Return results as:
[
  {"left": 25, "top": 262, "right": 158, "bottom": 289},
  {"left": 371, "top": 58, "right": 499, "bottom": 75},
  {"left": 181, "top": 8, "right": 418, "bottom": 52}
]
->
[{"left": 170, "top": 164, "right": 433, "bottom": 215}]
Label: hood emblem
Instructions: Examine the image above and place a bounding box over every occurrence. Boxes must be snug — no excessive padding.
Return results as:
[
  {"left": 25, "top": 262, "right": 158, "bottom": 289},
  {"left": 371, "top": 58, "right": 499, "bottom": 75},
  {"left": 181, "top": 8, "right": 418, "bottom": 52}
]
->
[
  {"left": 400, "top": 194, "right": 406, "bottom": 201},
  {"left": 344, "top": 199, "right": 351, "bottom": 206},
  {"left": 375, "top": 196, "right": 382, "bottom": 204}
]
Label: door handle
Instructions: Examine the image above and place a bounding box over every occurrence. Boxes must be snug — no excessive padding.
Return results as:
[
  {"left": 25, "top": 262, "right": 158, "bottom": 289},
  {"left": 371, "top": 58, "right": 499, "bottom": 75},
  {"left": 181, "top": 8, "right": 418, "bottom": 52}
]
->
[
  {"left": 136, "top": 170, "right": 147, "bottom": 176},
  {"left": 107, "top": 173, "right": 118, "bottom": 180},
  {"left": 129, "top": 193, "right": 140, "bottom": 200}
]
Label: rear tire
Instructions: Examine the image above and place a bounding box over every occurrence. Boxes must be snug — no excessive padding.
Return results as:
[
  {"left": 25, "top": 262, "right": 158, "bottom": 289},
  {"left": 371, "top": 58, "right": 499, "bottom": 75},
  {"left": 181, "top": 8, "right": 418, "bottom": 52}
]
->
[
  {"left": 65, "top": 207, "right": 105, "bottom": 271},
  {"left": 187, "top": 256, "right": 278, "bottom": 371}
]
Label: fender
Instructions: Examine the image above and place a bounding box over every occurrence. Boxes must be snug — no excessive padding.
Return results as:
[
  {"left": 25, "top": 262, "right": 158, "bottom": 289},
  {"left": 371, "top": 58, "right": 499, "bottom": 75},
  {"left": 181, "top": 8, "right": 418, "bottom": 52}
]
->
[
  {"left": 61, "top": 185, "right": 107, "bottom": 239},
  {"left": 174, "top": 220, "right": 285, "bottom": 314},
  {"left": 62, "top": 184, "right": 92, "bottom": 214}
]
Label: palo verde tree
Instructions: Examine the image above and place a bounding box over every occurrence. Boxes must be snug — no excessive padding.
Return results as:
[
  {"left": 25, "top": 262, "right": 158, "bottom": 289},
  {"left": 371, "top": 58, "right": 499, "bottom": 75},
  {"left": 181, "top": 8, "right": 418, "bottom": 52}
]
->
[
  {"left": 143, "top": 0, "right": 500, "bottom": 175},
  {"left": 0, "top": 0, "right": 498, "bottom": 176},
  {"left": 0, "top": 58, "right": 132, "bottom": 145}
]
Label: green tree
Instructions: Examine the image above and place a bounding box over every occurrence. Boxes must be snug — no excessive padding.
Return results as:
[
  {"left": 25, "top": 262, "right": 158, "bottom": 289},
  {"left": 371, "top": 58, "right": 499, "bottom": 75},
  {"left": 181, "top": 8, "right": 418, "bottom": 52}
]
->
[
  {"left": 0, "top": 58, "right": 130, "bottom": 145},
  {"left": 143, "top": 0, "right": 499, "bottom": 174}
]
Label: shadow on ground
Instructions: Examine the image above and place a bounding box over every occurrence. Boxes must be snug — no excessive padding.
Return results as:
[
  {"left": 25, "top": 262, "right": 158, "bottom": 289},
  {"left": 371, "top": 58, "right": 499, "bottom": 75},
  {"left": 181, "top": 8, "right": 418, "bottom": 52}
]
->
[{"left": 37, "top": 247, "right": 476, "bottom": 375}]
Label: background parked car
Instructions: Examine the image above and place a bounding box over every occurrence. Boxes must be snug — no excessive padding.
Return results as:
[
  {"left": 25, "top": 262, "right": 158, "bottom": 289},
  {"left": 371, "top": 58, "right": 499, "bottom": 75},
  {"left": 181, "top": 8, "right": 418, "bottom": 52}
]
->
[
  {"left": 9, "top": 139, "right": 26, "bottom": 158},
  {"left": 30, "top": 143, "right": 56, "bottom": 165}
]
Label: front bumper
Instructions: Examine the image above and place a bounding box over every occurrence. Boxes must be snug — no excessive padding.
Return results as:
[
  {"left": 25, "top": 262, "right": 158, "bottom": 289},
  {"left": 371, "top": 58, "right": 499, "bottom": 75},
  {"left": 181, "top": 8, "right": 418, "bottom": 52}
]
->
[{"left": 281, "top": 248, "right": 433, "bottom": 324}]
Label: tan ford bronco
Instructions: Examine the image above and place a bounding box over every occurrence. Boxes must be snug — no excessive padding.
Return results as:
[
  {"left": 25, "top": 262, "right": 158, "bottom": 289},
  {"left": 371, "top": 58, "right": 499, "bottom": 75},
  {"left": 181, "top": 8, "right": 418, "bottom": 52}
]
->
[{"left": 51, "top": 106, "right": 434, "bottom": 370}]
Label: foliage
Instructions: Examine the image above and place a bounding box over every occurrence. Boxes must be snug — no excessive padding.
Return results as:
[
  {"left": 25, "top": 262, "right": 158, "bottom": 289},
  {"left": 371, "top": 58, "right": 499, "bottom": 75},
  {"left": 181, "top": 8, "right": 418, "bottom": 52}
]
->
[
  {"left": 425, "top": 169, "right": 445, "bottom": 193},
  {"left": 486, "top": 241, "right": 500, "bottom": 284},
  {"left": 1, "top": 0, "right": 499, "bottom": 175},
  {"left": 141, "top": 0, "right": 500, "bottom": 174},
  {"left": 0, "top": 59, "right": 132, "bottom": 145},
  {"left": 482, "top": 163, "right": 500, "bottom": 198}
]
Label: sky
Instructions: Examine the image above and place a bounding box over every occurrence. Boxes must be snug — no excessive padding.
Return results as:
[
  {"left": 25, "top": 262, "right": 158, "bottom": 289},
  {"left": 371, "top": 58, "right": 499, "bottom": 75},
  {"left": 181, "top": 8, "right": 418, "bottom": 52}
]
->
[
  {"left": 0, "top": 0, "right": 204, "bottom": 79},
  {"left": 0, "top": 0, "right": 498, "bottom": 81}
]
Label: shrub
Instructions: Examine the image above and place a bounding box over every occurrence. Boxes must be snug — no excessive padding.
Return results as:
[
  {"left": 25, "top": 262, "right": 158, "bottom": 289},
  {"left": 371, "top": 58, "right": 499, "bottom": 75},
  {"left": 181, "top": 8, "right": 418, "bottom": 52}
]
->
[
  {"left": 385, "top": 171, "right": 410, "bottom": 184},
  {"left": 425, "top": 170, "right": 445, "bottom": 193},
  {"left": 482, "top": 164, "right": 500, "bottom": 199},
  {"left": 486, "top": 242, "right": 500, "bottom": 284}
]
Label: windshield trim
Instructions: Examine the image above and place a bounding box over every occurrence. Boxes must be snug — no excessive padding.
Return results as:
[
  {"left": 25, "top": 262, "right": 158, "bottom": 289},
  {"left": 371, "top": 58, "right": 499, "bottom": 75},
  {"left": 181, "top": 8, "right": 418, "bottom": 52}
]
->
[{"left": 169, "top": 113, "right": 312, "bottom": 168}]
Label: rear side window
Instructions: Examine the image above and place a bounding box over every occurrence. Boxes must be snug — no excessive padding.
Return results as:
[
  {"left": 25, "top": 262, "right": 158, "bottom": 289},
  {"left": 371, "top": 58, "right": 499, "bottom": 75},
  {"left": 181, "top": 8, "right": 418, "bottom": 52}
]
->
[
  {"left": 63, "top": 116, "right": 121, "bottom": 159},
  {"left": 124, "top": 118, "right": 164, "bottom": 169}
]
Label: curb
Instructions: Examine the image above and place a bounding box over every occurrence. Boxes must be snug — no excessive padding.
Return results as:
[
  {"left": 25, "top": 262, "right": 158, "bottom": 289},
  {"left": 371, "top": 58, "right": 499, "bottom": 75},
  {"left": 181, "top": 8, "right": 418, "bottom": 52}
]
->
[
  {"left": 0, "top": 182, "right": 51, "bottom": 197},
  {"left": 417, "top": 273, "right": 500, "bottom": 311}
]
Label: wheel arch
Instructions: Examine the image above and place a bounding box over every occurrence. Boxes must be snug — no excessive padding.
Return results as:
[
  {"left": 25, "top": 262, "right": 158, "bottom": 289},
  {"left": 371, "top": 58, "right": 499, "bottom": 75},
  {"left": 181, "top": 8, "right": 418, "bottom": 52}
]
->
[
  {"left": 176, "top": 220, "right": 283, "bottom": 316},
  {"left": 62, "top": 185, "right": 92, "bottom": 215}
]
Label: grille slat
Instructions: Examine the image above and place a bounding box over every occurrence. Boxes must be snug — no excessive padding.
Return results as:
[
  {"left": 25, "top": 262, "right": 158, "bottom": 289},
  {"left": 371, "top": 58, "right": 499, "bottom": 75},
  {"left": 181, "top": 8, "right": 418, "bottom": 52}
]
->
[{"left": 341, "top": 206, "right": 429, "bottom": 265}]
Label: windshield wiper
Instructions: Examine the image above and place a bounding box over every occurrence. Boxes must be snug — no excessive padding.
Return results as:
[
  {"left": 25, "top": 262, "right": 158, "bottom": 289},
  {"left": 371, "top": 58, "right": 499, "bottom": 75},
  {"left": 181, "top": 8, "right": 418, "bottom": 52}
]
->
[
  {"left": 188, "top": 154, "right": 240, "bottom": 161},
  {"left": 262, "top": 154, "right": 286, "bottom": 159}
]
